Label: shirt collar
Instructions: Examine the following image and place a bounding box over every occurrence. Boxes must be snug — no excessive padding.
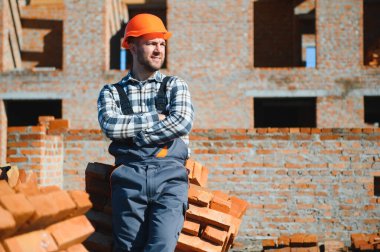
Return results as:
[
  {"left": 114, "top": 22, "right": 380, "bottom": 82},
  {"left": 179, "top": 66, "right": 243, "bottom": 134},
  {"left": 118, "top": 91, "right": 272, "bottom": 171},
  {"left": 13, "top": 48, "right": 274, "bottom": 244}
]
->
[{"left": 121, "top": 71, "right": 164, "bottom": 84}]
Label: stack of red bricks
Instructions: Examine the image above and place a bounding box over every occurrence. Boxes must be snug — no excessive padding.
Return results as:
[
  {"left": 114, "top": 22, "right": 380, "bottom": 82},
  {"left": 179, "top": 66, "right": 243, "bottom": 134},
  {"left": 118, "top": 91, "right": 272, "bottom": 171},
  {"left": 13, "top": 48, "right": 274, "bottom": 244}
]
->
[
  {"left": 176, "top": 159, "right": 248, "bottom": 252},
  {"left": 84, "top": 159, "right": 249, "bottom": 252},
  {"left": 351, "top": 233, "right": 380, "bottom": 251},
  {"left": 0, "top": 167, "right": 94, "bottom": 252},
  {"left": 262, "top": 234, "right": 320, "bottom": 252}
]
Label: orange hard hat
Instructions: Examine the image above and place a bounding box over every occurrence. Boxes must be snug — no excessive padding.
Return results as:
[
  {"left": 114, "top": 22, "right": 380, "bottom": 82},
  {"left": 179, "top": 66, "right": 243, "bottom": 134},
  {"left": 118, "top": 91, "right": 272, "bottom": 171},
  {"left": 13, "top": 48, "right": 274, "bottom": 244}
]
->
[{"left": 121, "top": 13, "right": 172, "bottom": 49}]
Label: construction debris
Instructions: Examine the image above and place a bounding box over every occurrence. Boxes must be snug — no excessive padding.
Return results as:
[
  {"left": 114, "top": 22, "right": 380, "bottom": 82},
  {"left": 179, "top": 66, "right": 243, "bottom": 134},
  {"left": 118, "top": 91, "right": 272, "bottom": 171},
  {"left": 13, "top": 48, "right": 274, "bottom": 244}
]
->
[
  {"left": 0, "top": 168, "right": 93, "bottom": 252},
  {"left": 85, "top": 159, "right": 249, "bottom": 252},
  {"left": 351, "top": 233, "right": 380, "bottom": 251}
]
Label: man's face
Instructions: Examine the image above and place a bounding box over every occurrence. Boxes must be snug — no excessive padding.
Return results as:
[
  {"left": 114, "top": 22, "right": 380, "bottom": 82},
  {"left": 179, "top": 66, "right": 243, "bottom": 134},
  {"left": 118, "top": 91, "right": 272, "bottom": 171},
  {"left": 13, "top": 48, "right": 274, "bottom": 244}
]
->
[{"left": 132, "top": 36, "right": 166, "bottom": 72}]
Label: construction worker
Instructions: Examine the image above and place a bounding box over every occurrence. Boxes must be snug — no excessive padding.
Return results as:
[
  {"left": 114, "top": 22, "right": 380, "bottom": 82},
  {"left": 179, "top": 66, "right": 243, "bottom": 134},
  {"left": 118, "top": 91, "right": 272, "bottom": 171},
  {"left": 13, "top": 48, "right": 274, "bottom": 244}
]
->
[{"left": 97, "top": 13, "right": 194, "bottom": 252}]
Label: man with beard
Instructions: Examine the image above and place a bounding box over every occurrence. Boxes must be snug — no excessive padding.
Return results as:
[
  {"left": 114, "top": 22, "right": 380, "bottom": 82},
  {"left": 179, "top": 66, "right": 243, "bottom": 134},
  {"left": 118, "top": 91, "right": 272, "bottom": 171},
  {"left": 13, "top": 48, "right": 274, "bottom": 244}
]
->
[{"left": 97, "top": 13, "right": 194, "bottom": 252}]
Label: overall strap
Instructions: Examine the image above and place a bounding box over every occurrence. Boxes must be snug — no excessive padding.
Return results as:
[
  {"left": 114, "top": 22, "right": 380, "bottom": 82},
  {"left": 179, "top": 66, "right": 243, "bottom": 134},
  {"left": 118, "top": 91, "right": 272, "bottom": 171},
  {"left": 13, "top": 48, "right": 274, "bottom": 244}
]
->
[
  {"left": 156, "top": 76, "right": 172, "bottom": 113},
  {"left": 113, "top": 83, "right": 134, "bottom": 115}
]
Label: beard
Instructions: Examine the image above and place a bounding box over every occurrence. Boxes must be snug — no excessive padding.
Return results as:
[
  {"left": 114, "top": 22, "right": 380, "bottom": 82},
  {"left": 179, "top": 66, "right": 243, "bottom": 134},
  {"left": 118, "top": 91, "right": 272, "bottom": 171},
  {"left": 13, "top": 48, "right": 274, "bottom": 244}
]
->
[{"left": 136, "top": 48, "right": 165, "bottom": 73}]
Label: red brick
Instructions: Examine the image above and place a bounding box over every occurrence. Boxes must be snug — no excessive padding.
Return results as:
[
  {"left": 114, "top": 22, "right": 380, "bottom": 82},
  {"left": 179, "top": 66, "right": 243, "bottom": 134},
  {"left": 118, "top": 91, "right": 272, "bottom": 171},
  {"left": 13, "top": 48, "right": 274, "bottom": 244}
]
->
[
  {"left": 359, "top": 243, "right": 374, "bottom": 251},
  {"left": 0, "top": 193, "right": 35, "bottom": 229},
  {"left": 368, "top": 234, "right": 380, "bottom": 244},
  {"left": 68, "top": 190, "right": 93, "bottom": 216},
  {"left": 210, "top": 191, "right": 231, "bottom": 214},
  {"left": 14, "top": 171, "right": 40, "bottom": 196},
  {"left": 324, "top": 240, "right": 344, "bottom": 252},
  {"left": 191, "top": 161, "right": 204, "bottom": 186},
  {"left": 351, "top": 233, "right": 368, "bottom": 244},
  {"left": 0, "top": 207, "right": 16, "bottom": 238},
  {"left": 47, "top": 190, "right": 77, "bottom": 221},
  {"left": 278, "top": 235, "right": 290, "bottom": 247},
  {"left": 262, "top": 239, "right": 276, "bottom": 248},
  {"left": 304, "top": 234, "right": 318, "bottom": 244},
  {"left": 6, "top": 156, "right": 28, "bottom": 163},
  {"left": 353, "top": 240, "right": 369, "bottom": 249},
  {"left": 186, "top": 204, "right": 233, "bottom": 231},
  {"left": 200, "top": 165, "right": 209, "bottom": 187},
  {"left": 290, "top": 248, "right": 319, "bottom": 252},
  {"left": 0, "top": 180, "right": 15, "bottom": 195},
  {"left": 25, "top": 193, "right": 60, "bottom": 229},
  {"left": 231, "top": 216, "right": 242, "bottom": 236},
  {"left": 182, "top": 219, "right": 200, "bottom": 236},
  {"left": 290, "top": 233, "right": 306, "bottom": 244},
  {"left": 48, "top": 119, "right": 70, "bottom": 134},
  {"left": 46, "top": 215, "right": 95, "bottom": 249},
  {"left": 177, "top": 233, "right": 223, "bottom": 252},
  {"left": 222, "top": 217, "right": 240, "bottom": 252},
  {"left": 39, "top": 185, "right": 61, "bottom": 193},
  {"left": 229, "top": 196, "right": 249, "bottom": 219},
  {"left": 201, "top": 225, "right": 228, "bottom": 246},
  {"left": 3, "top": 230, "right": 58, "bottom": 252},
  {"left": 188, "top": 184, "right": 213, "bottom": 207},
  {"left": 7, "top": 126, "right": 29, "bottom": 133}
]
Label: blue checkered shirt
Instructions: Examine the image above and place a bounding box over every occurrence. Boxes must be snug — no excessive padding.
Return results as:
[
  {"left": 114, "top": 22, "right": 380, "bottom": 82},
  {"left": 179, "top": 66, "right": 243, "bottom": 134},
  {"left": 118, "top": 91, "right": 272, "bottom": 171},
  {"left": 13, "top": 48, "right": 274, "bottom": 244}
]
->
[{"left": 97, "top": 71, "right": 194, "bottom": 149}]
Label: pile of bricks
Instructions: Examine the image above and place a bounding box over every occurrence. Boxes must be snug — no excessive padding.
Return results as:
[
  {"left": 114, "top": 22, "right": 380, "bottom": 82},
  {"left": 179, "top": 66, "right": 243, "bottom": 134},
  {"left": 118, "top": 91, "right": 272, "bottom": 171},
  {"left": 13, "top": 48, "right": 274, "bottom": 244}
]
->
[
  {"left": 84, "top": 159, "right": 249, "bottom": 252},
  {"left": 0, "top": 166, "right": 94, "bottom": 252},
  {"left": 262, "top": 234, "right": 320, "bottom": 252},
  {"left": 350, "top": 233, "right": 380, "bottom": 251}
]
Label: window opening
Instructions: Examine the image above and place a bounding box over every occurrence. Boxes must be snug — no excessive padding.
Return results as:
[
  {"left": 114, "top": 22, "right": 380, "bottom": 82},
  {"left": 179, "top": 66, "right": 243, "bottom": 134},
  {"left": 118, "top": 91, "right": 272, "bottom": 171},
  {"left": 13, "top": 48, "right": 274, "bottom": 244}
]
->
[
  {"left": 254, "top": 0, "right": 316, "bottom": 67},
  {"left": 4, "top": 100, "right": 62, "bottom": 126},
  {"left": 364, "top": 96, "right": 380, "bottom": 126},
  {"left": 364, "top": 0, "right": 380, "bottom": 67},
  {"left": 254, "top": 97, "right": 316, "bottom": 127}
]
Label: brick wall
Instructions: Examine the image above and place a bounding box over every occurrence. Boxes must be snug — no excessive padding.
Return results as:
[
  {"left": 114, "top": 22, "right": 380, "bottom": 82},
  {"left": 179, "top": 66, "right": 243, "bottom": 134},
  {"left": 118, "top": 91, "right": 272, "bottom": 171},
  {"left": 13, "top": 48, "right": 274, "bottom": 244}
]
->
[
  {"left": 63, "top": 129, "right": 113, "bottom": 190},
  {"left": 317, "top": 96, "right": 366, "bottom": 128},
  {"left": 0, "top": 100, "right": 6, "bottom": 165},
  {"left": 189, "top": 128, "right": 380, "bottom": 249},
  {"left": 16, "top": 127, "right": 374, "bottom": 248},
  {"left": 7, "top": 125, "right": 64, "bottom": 187},
  {"left": 0, "top": 0, "right": 379, "bottom": 129}
]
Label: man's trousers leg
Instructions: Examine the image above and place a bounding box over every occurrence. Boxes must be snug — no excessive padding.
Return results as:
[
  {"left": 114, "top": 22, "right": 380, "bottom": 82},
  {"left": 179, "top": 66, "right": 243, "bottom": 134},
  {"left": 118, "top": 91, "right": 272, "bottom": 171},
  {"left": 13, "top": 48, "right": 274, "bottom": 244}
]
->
[
  {"left": 144, "top": 161, "right": 188, "bottom": 252},
  {"left": 111, "top": 163, "right": 149, "bottom": 252},
  {"left": 110, "top": 161, "right": 188, "bottom": 252}
]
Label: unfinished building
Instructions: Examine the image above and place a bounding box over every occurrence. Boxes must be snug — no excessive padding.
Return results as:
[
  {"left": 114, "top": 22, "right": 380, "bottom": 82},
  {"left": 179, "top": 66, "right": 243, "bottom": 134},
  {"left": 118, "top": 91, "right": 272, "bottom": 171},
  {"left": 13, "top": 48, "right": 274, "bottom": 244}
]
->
[{"left": 0, "top": 0, "right": 379, "bottom": 250}]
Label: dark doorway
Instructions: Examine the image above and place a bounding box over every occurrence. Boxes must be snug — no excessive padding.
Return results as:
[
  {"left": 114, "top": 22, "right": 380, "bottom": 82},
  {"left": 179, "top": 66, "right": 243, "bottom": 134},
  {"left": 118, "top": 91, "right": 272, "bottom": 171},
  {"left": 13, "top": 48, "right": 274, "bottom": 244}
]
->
[
  {"left": 4, "top": 100, "right": 62, "bottom": 126},
  {"left": 254, "top": 97, "right": 316, "bottom": 127}
]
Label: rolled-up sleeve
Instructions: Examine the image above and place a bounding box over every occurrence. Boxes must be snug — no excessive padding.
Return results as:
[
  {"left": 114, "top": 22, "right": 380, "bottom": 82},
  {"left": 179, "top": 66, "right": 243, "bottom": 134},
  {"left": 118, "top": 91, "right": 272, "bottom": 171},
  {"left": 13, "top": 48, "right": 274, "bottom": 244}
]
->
[
  {"left": 97, "top": 85, "right": 160, "bottom": 139},
  {"left": 134, "top": 78, "right": 194, "bottom": 146}
]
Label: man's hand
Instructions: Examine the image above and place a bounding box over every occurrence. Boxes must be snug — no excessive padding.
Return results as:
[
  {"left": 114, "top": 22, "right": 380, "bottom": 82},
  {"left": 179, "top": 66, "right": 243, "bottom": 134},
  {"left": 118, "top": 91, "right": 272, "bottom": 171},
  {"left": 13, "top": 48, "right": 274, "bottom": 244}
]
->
[{"left": 158, "top": 114, "right": 166, "bottom": 121}]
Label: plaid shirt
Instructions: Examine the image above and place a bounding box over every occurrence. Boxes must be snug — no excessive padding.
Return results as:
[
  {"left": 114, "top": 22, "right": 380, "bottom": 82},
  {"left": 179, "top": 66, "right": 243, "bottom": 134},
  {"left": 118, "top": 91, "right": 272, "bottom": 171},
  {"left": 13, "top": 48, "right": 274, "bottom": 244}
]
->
[{"left": 97, "top": 71, "right": 194, "bottom": 148}]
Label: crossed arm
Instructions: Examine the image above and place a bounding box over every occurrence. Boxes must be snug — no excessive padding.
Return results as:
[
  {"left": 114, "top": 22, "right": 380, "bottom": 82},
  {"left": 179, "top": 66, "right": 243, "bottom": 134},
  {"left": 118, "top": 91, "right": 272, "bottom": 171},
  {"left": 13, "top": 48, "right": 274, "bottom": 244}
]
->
[{"left": 97, "top": 78, "right": 194, "bottom": 146}]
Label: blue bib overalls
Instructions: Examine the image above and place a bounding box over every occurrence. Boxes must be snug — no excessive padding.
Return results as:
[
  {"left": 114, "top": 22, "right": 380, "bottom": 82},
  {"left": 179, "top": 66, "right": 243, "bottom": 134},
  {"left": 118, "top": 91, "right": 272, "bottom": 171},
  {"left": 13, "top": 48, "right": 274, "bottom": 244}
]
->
[{"left": 109, "top": 78, "right": 189, "bottom": 252}]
